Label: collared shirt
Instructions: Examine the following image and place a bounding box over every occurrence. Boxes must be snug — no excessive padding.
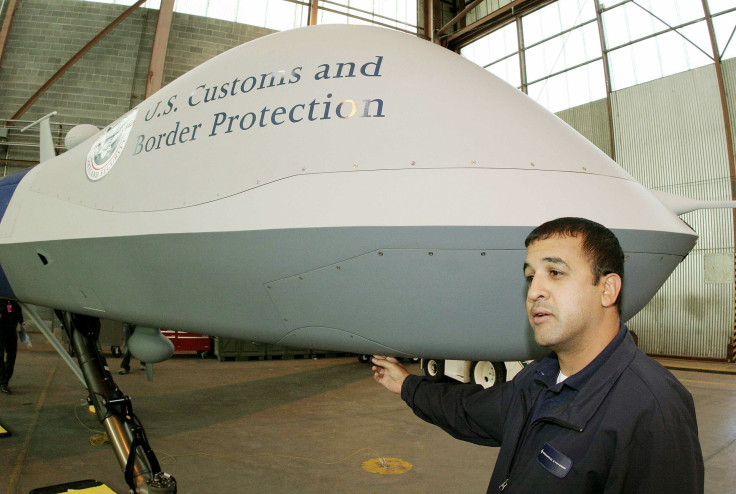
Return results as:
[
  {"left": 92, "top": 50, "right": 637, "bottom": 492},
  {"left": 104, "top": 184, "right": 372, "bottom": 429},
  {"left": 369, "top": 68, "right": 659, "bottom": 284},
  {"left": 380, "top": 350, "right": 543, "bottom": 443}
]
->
[
  {"left": 530, "top": 324, "right": 628, "bottom": 423},
  {"left": 401, "top": 321, "right": 703, "bottom": 493}
]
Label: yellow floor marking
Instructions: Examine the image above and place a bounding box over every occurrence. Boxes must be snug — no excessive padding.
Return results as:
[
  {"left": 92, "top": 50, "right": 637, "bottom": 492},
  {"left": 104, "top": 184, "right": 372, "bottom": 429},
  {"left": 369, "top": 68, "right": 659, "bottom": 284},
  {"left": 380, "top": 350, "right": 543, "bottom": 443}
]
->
[
  {"left": 72, "top": 486, "right": 117, "bottom": 494},
  {"left": 362, "top": 457, "right": 413, "bottom": 475}
]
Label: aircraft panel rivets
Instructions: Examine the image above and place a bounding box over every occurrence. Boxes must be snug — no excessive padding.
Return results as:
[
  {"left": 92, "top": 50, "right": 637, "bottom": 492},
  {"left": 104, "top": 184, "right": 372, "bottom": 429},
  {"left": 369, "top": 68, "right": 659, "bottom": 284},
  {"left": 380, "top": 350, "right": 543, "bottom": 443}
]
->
[
  {"left": 471, "top": 160, "right": 476, "bottom": 165},
  {"left": 353, "top": 164, "right": 358, "bottom": 168},
  {"left": 302, "top": 167, "right": 306, "bottom": 172},
  {"left": 481, "top": 252, "right": 486, "bottom": 256},
  {"left": 582, "top": 167, "right": 587, "bottom": 171},
  {"left": 336, "top": 266, "right": 341, "bottom": 270},
  {"left": 267, "top": 285, "right": 271, "bottom": 289},
  {"left": 299, "top": 276, "right": 303, "bottom": 280},
  {"left": 428, "top": 252, "right": 434, "bottom": 256},
  {"left": 378, "top": 252, "right": 383, "bottom": 256},
  {"left": 411, "top": 161, "right": 416, "bottom": 166},
  {"left": 530, "top": 162, "right": 535, "bottom": 167}
]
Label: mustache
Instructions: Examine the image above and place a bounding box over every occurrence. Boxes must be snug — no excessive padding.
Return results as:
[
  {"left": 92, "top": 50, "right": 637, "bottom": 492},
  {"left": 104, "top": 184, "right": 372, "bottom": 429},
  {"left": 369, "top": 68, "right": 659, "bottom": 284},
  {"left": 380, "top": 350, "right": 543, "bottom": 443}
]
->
[{"left": 529, "top": 302, "right": 553, "bottom": 315}]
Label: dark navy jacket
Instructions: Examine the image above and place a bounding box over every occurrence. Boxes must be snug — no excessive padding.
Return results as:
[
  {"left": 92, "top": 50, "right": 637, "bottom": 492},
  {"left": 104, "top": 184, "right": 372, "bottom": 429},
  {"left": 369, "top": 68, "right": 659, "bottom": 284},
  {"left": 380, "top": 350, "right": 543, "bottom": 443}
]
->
[{"left": 401, "top": 328, "right": 703, "bottom": 493}]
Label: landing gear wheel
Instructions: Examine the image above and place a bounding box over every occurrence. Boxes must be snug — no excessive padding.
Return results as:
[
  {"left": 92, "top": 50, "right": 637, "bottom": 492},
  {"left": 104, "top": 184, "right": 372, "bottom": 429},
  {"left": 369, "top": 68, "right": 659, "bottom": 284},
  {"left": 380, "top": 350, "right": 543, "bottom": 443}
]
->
[
  {"left": 424, "top": 358, "right": 447, "bottom": 382},
  {"left": 471, "top": 361, "right": 506, "bottom": 388}
]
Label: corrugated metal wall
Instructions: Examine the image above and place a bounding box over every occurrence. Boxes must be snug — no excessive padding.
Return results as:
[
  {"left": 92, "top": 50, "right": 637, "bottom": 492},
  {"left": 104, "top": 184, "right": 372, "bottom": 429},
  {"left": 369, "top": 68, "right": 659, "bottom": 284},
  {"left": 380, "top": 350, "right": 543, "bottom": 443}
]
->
[
  {"left": 608, "top": 64, "right": 734, "bottom": 359},
  {"left": 555, "top": 99, "right": 612, "bottom": 157}
]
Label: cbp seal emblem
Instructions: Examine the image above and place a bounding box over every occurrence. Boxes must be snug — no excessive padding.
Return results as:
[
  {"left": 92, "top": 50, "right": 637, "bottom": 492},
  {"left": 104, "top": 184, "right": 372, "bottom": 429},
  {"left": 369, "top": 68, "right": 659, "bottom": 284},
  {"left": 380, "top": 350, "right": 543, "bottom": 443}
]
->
[{"left": 86, "top": 108, "right": 137, "bottom": 181}]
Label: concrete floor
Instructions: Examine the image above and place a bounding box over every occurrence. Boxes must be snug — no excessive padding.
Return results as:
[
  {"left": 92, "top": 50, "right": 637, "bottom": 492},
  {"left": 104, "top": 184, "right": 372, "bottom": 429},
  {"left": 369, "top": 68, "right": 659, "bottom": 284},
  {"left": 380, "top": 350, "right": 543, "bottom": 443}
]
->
[{"left": 2, "top": 342, "right": 735, "bottom": 494}]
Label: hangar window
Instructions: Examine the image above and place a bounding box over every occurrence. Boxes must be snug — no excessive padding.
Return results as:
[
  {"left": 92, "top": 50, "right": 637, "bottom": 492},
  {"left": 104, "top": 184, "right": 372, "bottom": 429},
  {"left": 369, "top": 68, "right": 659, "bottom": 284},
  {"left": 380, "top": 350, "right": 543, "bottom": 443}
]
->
[
  {"left": 601, "top": 0, "right": 714, "bottom": 90},
  {"left": 522, "top": 0, "right": 597, "bottom": 46},
  {"left": 457, "top": 0, "right": 733, "bottom": 112},
  {"left": 234, "top": 1, "right": 309, "bottom": 31},
  {"left": 86, "top": 0, "right": 417, "bottom": 33},
  {"left": 711, "top": 7, "right": 736, "bottom": 61},
  {"left": 528, "top": 59, "right": 606, "bottom": 112},
  {"left": 521, "top": 0, "right": 605, "bottom": 112},
  {"left": 460, "top": 22, "right": 520, "bottom": 89},
  {"left": 88, "top": 1, "right": 308, "bottom": 30},
  {"left": 523, "top": 19, "right": 604, "bottom": 111},
  {"left": 316, "top": 1, "right": 418, "bottom": 34},
  {"left": 459, "top": 0, "right": 605, "bottom": 113}
]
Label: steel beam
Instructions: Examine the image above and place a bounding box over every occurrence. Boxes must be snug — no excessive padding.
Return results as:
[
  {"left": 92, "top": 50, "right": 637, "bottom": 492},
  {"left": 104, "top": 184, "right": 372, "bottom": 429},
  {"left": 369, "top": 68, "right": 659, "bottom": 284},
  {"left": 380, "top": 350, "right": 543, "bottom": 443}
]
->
[
  {"left": 594, "top": 0, "right": 615, "bottom": 160},
  {"left": 309, "top": 0, "right": 319, "bottom": 26},
  {"left": 0, "top": 0, "right": 18, "bottom": 78},
  {"left": 702, "top": 0, "right": 736, "bottom": 362},
  {"left": 10, "top": 0, "right": 146, "bottom": 121},
  {"left": 145, "top": 0, "right": 174, "bottom": 98}
]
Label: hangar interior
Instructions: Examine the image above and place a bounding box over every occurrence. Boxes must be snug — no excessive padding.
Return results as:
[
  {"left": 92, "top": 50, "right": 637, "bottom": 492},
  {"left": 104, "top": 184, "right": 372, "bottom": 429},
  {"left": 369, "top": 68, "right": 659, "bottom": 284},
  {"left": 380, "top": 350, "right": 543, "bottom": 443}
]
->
[
  {"left": 0, "top": 1, "right": 735, "bottom": 493},
  {"left": 2, "top": 0, "right": 736, "bottom": 359}
]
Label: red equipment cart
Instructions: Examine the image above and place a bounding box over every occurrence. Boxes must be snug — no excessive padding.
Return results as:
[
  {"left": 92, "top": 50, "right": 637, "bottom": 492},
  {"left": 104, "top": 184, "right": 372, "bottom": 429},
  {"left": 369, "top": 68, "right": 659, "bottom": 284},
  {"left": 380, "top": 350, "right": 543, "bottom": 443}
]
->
[{"left": 161, "top": 330, "right": 211, "bottom": 357}]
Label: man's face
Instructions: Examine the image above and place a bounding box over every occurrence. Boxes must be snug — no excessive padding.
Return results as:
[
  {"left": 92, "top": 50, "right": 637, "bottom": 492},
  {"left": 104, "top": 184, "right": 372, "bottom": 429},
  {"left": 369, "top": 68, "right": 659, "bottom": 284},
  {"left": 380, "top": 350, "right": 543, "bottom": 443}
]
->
[{"left": 523, "top": 235, "right": 605, "bottom": 352}]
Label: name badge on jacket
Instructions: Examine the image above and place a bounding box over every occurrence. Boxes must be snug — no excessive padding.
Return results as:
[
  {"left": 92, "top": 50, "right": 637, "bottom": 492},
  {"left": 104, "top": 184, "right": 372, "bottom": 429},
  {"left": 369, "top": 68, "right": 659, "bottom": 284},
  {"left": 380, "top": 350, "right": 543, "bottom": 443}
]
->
[{"left": 537, "top": 442, "right": 573, "bottom": 478}]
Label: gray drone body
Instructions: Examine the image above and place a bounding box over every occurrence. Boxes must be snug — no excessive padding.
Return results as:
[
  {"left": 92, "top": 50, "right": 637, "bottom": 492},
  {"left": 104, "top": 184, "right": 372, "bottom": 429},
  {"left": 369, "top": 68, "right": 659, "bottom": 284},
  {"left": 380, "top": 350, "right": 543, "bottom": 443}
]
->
[{"left": 0, "top": 25, "right": 698, "bottom": 360}]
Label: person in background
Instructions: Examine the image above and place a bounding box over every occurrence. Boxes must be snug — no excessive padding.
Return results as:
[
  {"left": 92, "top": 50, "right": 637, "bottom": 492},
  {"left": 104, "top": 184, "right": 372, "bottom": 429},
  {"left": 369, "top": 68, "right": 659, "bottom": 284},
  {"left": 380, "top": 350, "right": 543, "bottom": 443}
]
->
[
  {"left": 119, "top": 322, "right": 145, "bottom": 374},
  {"left": 0, "top": 299, "right": 25, "bottom": 394}
]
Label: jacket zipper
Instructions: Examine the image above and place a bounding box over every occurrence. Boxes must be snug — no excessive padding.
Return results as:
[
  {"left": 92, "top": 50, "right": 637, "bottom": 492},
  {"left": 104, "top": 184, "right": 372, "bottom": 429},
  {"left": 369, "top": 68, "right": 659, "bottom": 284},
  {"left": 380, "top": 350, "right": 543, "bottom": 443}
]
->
[
  {"left": 499, "top": 387, "right": 542, "bottom": 491},
  {"left": 499, "top": 392, "right": 584, "bottom": 491}
]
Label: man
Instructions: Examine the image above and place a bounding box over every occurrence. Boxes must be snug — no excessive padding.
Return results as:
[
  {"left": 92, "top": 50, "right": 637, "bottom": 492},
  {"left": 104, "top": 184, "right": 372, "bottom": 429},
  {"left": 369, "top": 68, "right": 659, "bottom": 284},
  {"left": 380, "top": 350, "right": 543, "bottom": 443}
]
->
[
  {"left": 372, "top": 217, "right": 703, "bottom": 493},
  {"left": 0, "top": 299, "right": 24, "bottom": 394},
  {"left": 119, "top": 323, "right": 145, "bottom": 374}
]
